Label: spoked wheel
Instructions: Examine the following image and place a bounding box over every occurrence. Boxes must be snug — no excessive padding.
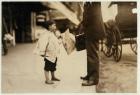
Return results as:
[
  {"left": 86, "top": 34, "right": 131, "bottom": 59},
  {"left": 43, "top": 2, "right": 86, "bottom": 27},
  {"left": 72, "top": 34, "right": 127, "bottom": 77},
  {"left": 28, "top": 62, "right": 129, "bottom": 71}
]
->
[
  {"left": 130, "top": 37, "right": 137, "bottom": 55},
  {"left": 102, "top": 21, "right": 116, "bottom": 57},
  {"left": 102, "top": 36, "right": 114, "bottom": 57},
  {"left": 112, "top": 26, "right": 122, "bottom": 62}
]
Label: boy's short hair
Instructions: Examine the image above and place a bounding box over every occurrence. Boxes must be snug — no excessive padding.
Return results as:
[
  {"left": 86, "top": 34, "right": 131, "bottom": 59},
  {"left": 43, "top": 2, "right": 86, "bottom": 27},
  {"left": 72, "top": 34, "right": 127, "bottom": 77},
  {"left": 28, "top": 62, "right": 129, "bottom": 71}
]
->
[{"left": 42, "top": 20, "right": 56, "bottom": 30}]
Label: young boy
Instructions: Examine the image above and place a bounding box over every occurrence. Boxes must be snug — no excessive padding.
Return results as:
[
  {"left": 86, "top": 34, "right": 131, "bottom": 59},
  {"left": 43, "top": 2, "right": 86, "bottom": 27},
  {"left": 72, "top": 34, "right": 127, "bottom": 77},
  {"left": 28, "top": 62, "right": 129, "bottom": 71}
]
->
[{"left": 35, "top": 20, "right": 61, "bottom": 84}]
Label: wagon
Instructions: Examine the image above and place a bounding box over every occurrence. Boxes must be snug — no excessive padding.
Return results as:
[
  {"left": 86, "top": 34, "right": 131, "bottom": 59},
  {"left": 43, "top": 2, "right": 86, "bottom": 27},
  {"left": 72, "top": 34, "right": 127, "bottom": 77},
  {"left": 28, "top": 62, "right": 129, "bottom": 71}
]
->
[{"left": 101, "top": 2, "right": 137, "bottom": 62}]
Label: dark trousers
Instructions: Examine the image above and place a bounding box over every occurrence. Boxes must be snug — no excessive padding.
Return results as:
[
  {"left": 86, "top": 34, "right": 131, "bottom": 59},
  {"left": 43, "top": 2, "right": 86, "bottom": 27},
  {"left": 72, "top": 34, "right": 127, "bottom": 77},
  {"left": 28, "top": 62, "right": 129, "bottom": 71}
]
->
[
  {"left": 44, "top": 58, "right": 57, "bottom": 72},
  {"left": 86, "top": 40, "right": 99, "bottom": 83}
]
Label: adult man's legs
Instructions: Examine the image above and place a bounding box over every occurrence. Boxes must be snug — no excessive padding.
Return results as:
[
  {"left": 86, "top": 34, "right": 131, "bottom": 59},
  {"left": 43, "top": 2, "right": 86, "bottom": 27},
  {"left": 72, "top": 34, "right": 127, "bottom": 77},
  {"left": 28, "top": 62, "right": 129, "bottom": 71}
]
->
[{"left": 82, "top": 40, "right": 99, "bottom": 86}]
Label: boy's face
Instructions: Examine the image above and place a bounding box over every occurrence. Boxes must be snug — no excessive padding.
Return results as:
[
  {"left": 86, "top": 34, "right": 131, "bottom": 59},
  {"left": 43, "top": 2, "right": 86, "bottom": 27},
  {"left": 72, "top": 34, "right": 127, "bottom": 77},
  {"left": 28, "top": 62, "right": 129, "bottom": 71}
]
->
[{"left": 49, "top": 24, "right": 57, "bottom": 32}]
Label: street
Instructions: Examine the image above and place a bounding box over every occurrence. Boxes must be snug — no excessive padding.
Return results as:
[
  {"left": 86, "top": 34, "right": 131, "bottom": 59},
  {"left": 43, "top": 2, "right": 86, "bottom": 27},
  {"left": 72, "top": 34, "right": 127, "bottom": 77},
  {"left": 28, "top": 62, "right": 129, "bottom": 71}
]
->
[
  {"left": 2, "top": 43, "right": 95, "bottom": 93},
  {"left": 2, "top": 43, "right": 137, "bottom": 93},
  {"left": 97, "top": 44, "right": 137, "bottom": 92}
]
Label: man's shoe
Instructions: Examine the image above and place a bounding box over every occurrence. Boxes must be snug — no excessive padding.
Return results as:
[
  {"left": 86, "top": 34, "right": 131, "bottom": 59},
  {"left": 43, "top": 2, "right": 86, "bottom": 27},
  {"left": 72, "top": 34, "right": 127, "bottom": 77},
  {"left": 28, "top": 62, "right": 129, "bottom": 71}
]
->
[
  {"left": 80, "top": 76, "right": 88, "bottom": 80},
  {"left": 82, "top": 80, "right": 97, "bottom": 86},
  {"left": 45, "top": 80, "right": 54, "bottom": 84},
  {"left": 51, "top": 77, "right": 60, "bottom": 81}
]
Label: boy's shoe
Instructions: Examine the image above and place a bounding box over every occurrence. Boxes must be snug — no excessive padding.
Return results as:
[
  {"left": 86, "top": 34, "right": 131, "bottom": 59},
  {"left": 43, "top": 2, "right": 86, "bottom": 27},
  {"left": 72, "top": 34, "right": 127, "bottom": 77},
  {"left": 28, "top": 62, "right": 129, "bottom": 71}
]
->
[
  {"left": 51, "top": 77, "right": 60, "bottom": 81},
  {"left": 45, "top": 80, "right": 54, "bottom": 84}
]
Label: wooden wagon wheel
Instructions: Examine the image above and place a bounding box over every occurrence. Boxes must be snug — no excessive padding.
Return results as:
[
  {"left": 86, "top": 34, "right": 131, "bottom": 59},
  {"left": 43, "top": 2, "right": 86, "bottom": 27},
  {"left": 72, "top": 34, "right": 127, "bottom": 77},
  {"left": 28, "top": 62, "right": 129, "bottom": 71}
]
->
[
  {"left": 102, "top": 21, "right": 115, "bottom": 57},
  {"left": 102, "top": 32, "right": 114, "bottom": 57},
  {"left": 112, "top": 26, "right": 122, "bottom": 62},
  {"left": 130, "top": 37, "right": 137, "bottom": 55}
]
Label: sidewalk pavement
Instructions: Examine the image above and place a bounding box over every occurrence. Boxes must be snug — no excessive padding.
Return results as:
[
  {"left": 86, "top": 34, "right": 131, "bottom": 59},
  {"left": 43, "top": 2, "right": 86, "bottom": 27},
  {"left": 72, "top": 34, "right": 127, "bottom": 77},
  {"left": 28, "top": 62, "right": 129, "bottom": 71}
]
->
[{"left": 2, "top": 43, "right": 96, "bottom": 93}]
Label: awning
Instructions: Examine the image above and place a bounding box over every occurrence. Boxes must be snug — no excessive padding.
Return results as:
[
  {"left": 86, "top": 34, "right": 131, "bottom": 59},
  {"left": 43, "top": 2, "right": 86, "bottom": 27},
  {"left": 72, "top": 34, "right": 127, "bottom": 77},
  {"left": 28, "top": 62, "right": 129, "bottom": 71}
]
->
[{"left": 42, "top": 2, "right": 80, "bottom": 25}]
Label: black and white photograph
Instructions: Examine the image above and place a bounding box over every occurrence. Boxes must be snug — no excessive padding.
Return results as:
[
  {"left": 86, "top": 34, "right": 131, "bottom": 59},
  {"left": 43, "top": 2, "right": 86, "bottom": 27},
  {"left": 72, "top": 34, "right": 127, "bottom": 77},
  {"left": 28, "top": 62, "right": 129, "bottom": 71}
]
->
[{"left": 1, "top": 0, "right": 138, "bottom": 93}]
